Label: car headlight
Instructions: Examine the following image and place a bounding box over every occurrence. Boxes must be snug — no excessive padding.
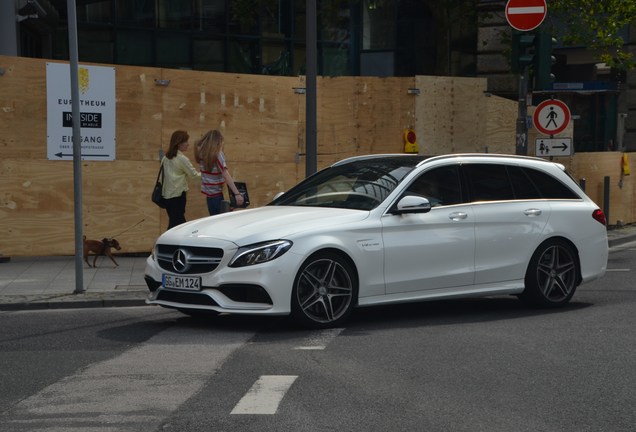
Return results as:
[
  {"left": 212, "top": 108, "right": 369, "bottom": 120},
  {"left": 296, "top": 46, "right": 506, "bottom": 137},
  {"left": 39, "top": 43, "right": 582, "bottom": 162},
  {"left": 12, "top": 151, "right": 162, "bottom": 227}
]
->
[{"left": 229, "top": 240, "right": 293, "bottom": 267}]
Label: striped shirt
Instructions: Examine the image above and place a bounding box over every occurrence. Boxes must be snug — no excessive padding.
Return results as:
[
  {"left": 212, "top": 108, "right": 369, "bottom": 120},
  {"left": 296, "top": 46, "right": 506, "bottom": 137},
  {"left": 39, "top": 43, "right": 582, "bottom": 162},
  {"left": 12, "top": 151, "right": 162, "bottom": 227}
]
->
[{"left": 200, "top": 152, "right": 227, "bottom": 197}]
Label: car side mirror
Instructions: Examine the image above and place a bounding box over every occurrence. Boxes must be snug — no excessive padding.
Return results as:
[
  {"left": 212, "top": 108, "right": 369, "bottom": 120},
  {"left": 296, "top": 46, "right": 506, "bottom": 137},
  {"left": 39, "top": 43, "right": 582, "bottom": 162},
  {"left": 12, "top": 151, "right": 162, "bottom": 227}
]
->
[{"left": 392, "top": 195, "right": 432, "bottom": 214}]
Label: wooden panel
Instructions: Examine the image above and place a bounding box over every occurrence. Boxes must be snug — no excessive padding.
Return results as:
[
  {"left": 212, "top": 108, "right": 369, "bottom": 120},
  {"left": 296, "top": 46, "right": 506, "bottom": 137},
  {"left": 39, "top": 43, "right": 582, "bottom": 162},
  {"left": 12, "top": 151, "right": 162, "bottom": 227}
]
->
[
  {"left": 415, "top": 76, "right": 490, "bottom": 154},
  {"left": 568, "top": 152, "right": 635, "bottom": 225},
  {"left": 160, "top": 70, "right": 301, "bottom": 163},
  {"left": 484, "top": 95, "right": 516, "bottom": 154},
  {"left": 452, "top": 77, "right": 487, "bottom": 152},
  {"left": 2, "top": 54, "right": 634, "bottom": 256},
  {"left": 0, "top": 159, "right": 162, "bottom": 256},
  {"left": 416, "top": 76, "right": 454, "bottom": 154},
  {"left": 0, "top": 56, "right": 48, "bottom": 159},
  {"left": 114, "top": 65, "right": 165, "bottom": 161}
]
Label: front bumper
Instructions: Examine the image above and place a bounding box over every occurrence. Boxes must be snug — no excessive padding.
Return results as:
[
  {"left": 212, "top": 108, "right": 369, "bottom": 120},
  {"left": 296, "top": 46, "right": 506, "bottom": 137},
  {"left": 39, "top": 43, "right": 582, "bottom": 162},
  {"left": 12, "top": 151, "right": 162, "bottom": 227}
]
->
[{"left": 144, "top": 253, "right": 298, "bottom": 316}]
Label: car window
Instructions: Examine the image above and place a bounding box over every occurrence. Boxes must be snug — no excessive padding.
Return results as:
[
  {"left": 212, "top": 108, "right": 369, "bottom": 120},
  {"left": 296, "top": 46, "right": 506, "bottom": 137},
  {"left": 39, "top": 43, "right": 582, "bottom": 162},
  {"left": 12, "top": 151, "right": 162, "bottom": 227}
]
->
[
  {"left": 463, "top": 164, "right": 514, "bottom": 202},
  {"left": 508, "top": 166, "right": 542, "bottom": 199},
  {"left": 521, "top": 167, "right": 580, "bottom": 199},
  {"left": 270, "top": 156, "right": 426, "bottom": 210},
  {"left": 406, "top": 165, "right": 462, "bottom": 207}
]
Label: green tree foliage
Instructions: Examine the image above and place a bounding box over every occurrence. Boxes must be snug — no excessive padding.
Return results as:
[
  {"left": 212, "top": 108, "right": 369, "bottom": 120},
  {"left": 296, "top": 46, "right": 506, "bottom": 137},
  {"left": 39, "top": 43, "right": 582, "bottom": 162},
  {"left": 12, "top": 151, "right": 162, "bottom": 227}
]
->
[{"left": 548, "top": 0, "right": 636, "bottom": 69}]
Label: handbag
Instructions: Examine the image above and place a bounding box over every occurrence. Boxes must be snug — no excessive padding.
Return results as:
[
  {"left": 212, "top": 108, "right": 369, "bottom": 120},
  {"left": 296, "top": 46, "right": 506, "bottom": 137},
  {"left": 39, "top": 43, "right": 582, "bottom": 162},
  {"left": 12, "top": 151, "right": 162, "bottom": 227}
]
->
[
  {"left": 228, "top": 182, "right": 250, "bottom": 208},
  {"left": 151, "top": 163, "right": 166, "bottom": 208}
]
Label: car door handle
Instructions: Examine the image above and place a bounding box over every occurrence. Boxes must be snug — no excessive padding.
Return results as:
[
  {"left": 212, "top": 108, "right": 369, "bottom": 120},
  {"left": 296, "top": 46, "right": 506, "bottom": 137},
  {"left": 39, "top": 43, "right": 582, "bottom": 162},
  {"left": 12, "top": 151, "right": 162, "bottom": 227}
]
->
[
  {"left": 524, "top": 208, "right": 542, "bottom": 216},
  {"left": 449, "top": 212, "right": 468, "bottom": 221}
]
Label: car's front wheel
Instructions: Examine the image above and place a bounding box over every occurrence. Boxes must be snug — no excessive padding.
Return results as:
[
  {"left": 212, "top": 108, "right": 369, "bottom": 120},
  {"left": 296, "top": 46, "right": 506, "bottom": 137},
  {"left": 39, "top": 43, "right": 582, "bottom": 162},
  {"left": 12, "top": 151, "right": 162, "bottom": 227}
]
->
[
  {"left": 291, "top": 251, "right": 357, "bottom": 328},
  {"left": 521, "top": 239, "right": 579, "bottom": 307}
]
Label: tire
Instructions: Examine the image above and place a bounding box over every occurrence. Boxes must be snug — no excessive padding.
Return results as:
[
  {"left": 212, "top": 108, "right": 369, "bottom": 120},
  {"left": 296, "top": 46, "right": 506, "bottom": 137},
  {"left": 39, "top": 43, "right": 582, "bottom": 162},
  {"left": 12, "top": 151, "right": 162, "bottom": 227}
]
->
[
  {"left": 291, "top": 251, "right": 357, "bottom": 328},
  {"left": 521, "top": 239, "right": 579, "bottom": 307}
]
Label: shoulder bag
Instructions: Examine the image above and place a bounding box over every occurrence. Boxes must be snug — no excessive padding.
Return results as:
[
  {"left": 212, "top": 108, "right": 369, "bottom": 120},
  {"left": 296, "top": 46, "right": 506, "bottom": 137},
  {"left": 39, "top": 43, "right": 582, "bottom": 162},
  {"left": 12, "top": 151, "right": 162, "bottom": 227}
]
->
[{"left": 151, "top": 163, "right": 166, "bottom": 208}]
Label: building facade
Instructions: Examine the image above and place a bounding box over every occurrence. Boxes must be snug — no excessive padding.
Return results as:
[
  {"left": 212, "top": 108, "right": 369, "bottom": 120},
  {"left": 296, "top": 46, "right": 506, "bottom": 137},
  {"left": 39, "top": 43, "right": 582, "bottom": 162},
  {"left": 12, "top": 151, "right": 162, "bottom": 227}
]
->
[
  {"left": 1, "top": 0, "right": 477, "bottom": 78},
  {"left": 3, "top": 0, "right": 634, "bottom": 152},
  {"left": 476, "top": 0, "right": 636, "bottom": 152}
]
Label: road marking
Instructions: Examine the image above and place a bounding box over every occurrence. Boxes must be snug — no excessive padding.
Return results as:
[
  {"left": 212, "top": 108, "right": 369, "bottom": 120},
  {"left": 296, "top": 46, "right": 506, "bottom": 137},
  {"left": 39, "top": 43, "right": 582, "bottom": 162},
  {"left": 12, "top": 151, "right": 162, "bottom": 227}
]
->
[
  {"left": 4, "top": 327, "right": 252, "bottom": 430},
  {"left": 606, "top": 268, "right": 631, "bottom": 272},
  {"left": 294, "top": 328, "right": 344, "bottom": 350},
  {"left": 231, "top": 375, "right": 298, "bottom": 415}
]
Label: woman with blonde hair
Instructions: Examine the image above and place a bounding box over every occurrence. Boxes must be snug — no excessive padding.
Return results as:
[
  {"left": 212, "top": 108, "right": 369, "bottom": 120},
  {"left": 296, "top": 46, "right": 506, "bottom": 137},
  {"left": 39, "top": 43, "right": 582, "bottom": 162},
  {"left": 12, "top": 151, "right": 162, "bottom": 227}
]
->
[
  {"left": 161, "top": 130, "right": 200, "bottom": 229},
  {"left": 194, "top": 129, "right": 244, "bottom": 215}
]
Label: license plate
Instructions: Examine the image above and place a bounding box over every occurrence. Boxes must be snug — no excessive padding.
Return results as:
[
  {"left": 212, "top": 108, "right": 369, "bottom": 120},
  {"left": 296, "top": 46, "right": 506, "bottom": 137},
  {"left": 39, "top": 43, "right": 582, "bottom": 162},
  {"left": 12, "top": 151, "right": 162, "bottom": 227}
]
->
[{"left": 162, "top": 274, "right": 201, "bottom": 291}]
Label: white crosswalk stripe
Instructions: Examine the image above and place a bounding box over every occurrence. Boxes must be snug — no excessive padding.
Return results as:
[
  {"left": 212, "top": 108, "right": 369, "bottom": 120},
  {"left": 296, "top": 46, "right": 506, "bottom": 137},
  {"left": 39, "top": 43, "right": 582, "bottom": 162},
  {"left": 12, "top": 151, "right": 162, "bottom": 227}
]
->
[
  {"left": 231, "top": 375, "right": 298, "bottom": 415},
  {"left": 4, "top": 327, "right": 252, "bottom": 431},
  {"left": 293, "top": 328, "right": 344, "bottom": 350}
]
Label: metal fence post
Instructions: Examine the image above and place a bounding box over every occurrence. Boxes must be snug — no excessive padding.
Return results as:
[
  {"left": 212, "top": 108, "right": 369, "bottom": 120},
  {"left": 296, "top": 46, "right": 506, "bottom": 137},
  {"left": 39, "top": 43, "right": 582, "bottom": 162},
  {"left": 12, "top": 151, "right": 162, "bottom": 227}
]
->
[{"left": 603, "top": 176, "right": 610, "bottom": 225}]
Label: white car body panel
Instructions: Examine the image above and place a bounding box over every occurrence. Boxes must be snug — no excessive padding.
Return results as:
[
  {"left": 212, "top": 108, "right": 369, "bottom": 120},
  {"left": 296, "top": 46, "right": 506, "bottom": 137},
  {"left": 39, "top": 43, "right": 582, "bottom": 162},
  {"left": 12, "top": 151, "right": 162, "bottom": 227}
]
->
[
  {"left": 381, "top": 204, "right": 475, "bottom": 293},
  {"left": 472, "top": 200, "right": 551, "bottom": 284}
]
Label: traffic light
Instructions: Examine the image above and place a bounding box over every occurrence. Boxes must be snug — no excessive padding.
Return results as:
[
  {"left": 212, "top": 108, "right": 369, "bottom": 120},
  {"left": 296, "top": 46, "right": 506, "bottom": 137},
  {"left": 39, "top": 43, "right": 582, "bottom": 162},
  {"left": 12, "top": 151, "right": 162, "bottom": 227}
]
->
[
  {"left": 511, "top": 31, "right": 536, "bottom": 74},
  {"left": 533, "top": 30, "right": 557, "bottom": 90}
]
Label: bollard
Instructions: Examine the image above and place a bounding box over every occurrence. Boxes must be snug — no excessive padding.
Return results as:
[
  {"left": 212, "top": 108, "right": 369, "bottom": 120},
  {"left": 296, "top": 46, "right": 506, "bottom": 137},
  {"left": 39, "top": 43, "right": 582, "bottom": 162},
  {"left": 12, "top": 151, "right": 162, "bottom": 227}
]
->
[
  {"left": 579, "top": 178, "right": 586, "bottom": 192},
  {"left": 603, "top": 176, "right": 610, "bottom": 225}
]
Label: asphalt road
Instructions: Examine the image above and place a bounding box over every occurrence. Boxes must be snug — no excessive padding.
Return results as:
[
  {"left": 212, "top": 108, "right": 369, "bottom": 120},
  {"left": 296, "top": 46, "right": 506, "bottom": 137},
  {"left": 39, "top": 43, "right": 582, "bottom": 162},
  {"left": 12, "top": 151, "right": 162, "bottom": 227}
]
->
[{"left": 0, "top": 244, "right": 634, "bottom": 432}]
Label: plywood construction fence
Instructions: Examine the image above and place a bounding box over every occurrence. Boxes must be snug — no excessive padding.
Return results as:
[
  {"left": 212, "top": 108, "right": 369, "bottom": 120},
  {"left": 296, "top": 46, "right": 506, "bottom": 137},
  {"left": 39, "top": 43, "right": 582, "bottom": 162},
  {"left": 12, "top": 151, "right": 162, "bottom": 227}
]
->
[{"left": 1, "top": 55, "right": 631, "bottom": 256}]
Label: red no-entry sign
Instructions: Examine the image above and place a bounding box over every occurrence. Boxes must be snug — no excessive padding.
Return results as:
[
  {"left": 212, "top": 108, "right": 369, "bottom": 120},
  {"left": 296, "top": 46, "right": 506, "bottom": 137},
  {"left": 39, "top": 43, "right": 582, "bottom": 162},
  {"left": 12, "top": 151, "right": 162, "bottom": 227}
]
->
[{"left": 506, "top": 0, "right": 547, "bottom": 31}]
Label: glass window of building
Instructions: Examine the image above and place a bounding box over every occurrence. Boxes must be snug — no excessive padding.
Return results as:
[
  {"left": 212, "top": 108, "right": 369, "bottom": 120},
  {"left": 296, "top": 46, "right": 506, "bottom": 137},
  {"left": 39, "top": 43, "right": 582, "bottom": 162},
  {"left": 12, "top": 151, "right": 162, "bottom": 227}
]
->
[
  {"left": 228, "top": 0, "right": 259, "bottom": 36},
  {"left": 116, "top": 30, "right": 154, "bottom": 65},
  {"left": 228, "top": 38, "right": 259, "bottom": 74},
  {"left": 193, "top": 39, "right": 225, "bottom": 71},
  {"left": 116, "top": 0, "right": 156, "bottom": 27},
  {"left": 156, "top": 32, "right": 192, "bottom": 69},
  {"left": 77, "top": 0, "right": 112, "bottom": 24},
  {"left": 79, "top": 29, "right": 114, "bottom": 64},
  {"left": 157, "top": 0, "right": 193, "bottom": 29},
  {"left": 362, "top": 0, "right": 395, "bottom": 50},
  {"left": 194, "top": 0, "right": 226, "bottom": 32}
]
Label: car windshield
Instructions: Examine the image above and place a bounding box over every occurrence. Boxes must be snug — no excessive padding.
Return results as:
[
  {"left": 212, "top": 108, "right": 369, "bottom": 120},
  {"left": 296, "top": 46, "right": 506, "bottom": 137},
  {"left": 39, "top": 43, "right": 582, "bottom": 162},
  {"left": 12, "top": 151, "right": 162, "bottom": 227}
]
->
[{"left": 270, "top": 155, "right": 428, "bottom": 210}]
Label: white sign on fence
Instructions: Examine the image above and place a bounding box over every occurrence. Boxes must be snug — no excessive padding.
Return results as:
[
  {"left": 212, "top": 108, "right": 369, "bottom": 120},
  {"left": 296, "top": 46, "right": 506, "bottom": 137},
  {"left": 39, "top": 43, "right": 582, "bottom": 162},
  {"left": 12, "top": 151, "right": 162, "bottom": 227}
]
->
[{"left": 46, "top": 62, "right": 116, "bottom": 161}]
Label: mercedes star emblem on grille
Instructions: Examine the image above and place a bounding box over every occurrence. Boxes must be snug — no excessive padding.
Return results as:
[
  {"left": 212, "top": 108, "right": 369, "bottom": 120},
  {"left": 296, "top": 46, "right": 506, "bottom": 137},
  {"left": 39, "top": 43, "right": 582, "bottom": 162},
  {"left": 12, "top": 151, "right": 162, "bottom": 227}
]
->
[{"left": 172, "top": 249, "right": 190, "bottom": 273}]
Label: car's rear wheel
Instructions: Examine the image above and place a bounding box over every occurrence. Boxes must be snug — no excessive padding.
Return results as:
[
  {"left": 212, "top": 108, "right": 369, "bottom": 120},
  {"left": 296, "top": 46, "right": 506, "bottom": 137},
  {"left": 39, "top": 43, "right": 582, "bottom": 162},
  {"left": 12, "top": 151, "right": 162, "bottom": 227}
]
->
[
  {"left": 291, "top": 251, "right": 357, "bottom": 328},
  {"left": 521, "top": 239, "right": 579, "bottom": 307}
]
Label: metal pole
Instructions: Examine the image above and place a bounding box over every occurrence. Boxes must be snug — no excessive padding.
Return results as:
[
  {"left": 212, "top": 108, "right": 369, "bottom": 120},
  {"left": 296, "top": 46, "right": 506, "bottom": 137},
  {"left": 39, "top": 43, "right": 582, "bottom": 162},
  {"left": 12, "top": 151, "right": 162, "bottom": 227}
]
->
[
  {"left": 0, "top": 1, "right": 18, "bottom": 56},
  {"left": 305, "top": 0, "right": 317, "bottom": 176},
  {"left": 603, "top": 176, "right": 610, "bottom": 226},
  {"left": 67, "top": 0, "right": 84, "bottom": 294},
  {"left": 515, "top": 66, "right": 529, "bottom": 155}
]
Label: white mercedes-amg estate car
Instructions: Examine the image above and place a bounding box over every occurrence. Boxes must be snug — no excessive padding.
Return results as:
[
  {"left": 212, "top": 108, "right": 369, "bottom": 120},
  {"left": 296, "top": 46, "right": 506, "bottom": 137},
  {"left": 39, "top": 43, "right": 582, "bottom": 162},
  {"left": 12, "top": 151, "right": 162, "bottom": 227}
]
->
[{"left": 144, "top": 154, "right": 608, "bottom": 328}]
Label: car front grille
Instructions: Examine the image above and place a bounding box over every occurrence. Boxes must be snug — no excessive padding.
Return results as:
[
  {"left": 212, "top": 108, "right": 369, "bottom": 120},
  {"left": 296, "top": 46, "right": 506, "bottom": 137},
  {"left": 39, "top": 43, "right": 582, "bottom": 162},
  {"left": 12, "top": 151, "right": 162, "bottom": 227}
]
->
[
  {"left": 156, "top": 244, "right": 224, "bottom": 274},
  {"left": 156, "top": 290, "right": 220, "bottom": 307},
  {"left": 217, "top": 284, "right": 273, "bottom": 305}
]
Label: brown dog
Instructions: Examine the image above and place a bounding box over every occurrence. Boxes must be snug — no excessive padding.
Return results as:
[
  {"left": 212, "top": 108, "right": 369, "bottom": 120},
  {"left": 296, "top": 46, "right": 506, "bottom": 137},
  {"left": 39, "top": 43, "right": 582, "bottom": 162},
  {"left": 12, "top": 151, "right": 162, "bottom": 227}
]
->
[{"left": 83, "top": 236, "right": 121, "bottom": 267}]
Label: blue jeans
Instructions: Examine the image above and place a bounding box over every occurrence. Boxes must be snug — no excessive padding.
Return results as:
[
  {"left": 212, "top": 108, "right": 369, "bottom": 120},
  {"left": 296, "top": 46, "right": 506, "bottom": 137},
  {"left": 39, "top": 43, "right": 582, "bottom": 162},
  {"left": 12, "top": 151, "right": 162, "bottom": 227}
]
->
[{"left": 206, "top": 195, "right": 224, "bottom": 215}]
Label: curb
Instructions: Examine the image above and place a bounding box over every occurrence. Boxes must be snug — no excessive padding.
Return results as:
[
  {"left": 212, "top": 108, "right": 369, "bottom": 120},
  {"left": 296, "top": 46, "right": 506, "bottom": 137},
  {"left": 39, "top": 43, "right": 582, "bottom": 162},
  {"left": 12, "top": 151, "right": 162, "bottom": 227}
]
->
[
  {"left": 0, "top": 298, "right": 148, "bottom": 311},
  {"left": 0, "top": 292, "right": 149, "bottom": 312}
]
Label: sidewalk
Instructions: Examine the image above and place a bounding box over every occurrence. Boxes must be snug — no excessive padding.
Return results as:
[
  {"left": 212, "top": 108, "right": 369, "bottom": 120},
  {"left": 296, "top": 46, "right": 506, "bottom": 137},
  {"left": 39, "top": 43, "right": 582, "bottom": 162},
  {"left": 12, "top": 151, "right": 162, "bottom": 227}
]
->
[
  {"left": 1, "top": 225, "right": 636, "bottom": 312},
  {"left": 0, "top": 255, "right": 149, "bottom": 311}
]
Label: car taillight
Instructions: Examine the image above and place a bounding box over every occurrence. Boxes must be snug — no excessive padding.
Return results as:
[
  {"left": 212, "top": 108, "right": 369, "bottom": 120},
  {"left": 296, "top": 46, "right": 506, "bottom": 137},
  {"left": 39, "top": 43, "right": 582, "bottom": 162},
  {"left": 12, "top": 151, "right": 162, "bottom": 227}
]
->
[{"left": 592, "top": 209, "right": 606, "bottom": 226}]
